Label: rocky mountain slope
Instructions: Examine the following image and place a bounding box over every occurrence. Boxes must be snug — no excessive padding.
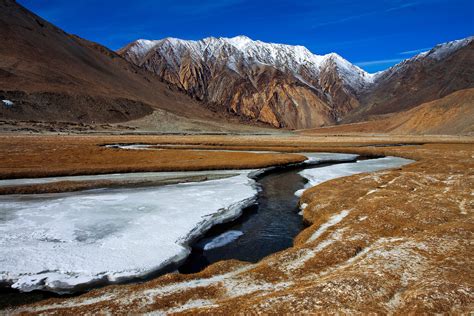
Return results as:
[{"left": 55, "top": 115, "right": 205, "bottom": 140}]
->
[
  {"left": 302, "top": 88, "right": 474, "bottom": 135},
  {"left": 0, "top": 0, "right": 240, "bottom": 128},
  {"left": 119, "top": 36, "right": 375, "bottom": 129},
  {"left": 2, "top": 0, "right": 472, "bottom": 133},
  {"left": 119, "top": 35, "right": 473, "bottom": 130},
  {"left": 344, "top": 36, "right": 474, "bottom": 123}
]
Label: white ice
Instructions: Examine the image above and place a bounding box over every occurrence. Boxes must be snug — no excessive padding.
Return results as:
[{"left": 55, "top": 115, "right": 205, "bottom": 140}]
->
[
  {"left": 0, "top": 173, "right": 257, "bottom": 293},
  {"left": 202, "top": 230, "right": 244, "bottom": 250},
  {"left": 295, "top": 156, "right": 413, "bottom": 197},
  {"left": 301, "top": 152, "right": 358, "bottom": 165},
  {"left": 0, "top": 170, "right": 243, "bottom": 187},
  {"left": 0, "top": 153, "right": 409, "bottom": 294},
  {"left": 307, "top": 209, "right": 350, "bottom": 243}
]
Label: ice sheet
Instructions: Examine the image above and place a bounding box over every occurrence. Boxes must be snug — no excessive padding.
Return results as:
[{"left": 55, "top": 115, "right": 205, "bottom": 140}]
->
[
  {"left": 0, "top": 153, "right": 406, "bottom": 294},
  {"left": 295, "top": 156, "right": 413, "bottom": 197},
  {"left": 300, "top": 153, "right": 359, "bottom": 164},
  {"left": 0, "top": 170, "right": 243, "bottom": 187},
  {"left": 0, "top": 173, "right": 257, "bottom": 293}
]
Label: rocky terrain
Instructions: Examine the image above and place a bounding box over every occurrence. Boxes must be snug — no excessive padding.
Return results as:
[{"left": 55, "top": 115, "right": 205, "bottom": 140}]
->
[
  {"left": 344, "top": 37, "right": 474, "bottom": 123},
  {"left": 119, "top": 35, "right": 473, "bottom": 130},
  {"left": 1, "top": 0, "right": 472, "bottom": 133},
  {"left": 119, "top": 36, "right": 375, "bottom": 129},
  {"left": 302, "top": 88, "right": 474, "bottom": 135},
  {"left": 2, "top": 135, "right": 472, "bottom": 314},
  {"left": 0, "top": 0, "right": 251, "bottom": 131}
]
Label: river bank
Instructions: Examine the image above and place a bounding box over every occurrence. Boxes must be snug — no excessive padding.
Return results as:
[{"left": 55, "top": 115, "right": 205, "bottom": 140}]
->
[{"left": 1, "top": 135, "right": 473, "bottom": 314}]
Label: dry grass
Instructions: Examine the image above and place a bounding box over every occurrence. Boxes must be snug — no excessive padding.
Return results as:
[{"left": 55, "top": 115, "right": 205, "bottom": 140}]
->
[
  {"left": 0, "top": 135, "right": 307, "bottom": 179},
  {"left": 3, "top": 134, "right": 474, "bottom": 314}
]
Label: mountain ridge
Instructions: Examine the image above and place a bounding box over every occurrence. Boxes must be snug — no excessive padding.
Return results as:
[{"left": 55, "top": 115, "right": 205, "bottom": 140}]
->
[
  {"left": 119, "top": 35, "right": 473, "bottom": 129},
  {"left": 119, "top": 35, "right": 377, "bottom": 128},
  {"left": 0, "top": 0, "right": 259, "bottom": 132}
]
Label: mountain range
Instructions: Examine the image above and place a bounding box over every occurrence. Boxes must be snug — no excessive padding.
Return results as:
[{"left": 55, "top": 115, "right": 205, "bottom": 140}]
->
[
  {"left": 1, "top": 0, "right": 473, "bottom": 134},
  {"left": 119, "top": 35, "right": 473, "bottom": 130}
]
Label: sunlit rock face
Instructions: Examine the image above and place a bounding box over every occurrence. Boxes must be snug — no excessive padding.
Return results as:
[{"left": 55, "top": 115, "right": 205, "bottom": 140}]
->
[
  {"left": 118, "top": 36, "right": 374, "bottom": 129},
  {"left": 343, "top": 37, "right": 474, "bottom": 123},
  {"left": 119, "top": 36, "right": 474, "bottom": 129}
]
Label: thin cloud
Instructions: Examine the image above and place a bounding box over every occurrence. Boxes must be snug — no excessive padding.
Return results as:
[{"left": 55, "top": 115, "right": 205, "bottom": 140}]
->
[
  {"left": 385, "top": 1, "right": 419, "bottom": 12},
  {"left": 355, "top": 58, "right": 405, "bottom": 67},
  {"left": 312, "top": 1, "right": 420, "bottom": 28},
  {"left": 399, "top": 47, "right": 431, "bottom": 55}
]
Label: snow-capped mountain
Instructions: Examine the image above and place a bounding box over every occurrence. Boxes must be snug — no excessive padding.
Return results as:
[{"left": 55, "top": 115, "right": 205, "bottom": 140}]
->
[
  {"left": 119, "top": 35, "right": 474, "bottom": 128},
  {"left": 119, "top": 36, "right": 375, "bottom": 128},
  {"left": 123, "top": 36, "right": 374, "bottom": 87},
  {"left": 343, "top": 36, "right": 474, "bottom": 123}
]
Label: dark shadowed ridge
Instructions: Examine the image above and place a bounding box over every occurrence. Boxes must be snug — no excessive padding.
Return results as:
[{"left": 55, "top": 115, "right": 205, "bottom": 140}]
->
[{"left": 0, "top": 0, "right": 232, "bottom": 125}]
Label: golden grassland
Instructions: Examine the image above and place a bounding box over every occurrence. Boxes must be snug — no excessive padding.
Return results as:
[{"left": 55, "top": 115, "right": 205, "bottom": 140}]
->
[
  {"left": 0, "top": 133, "right": 471, "bottom": 179},
  {"left": 3, "top": 134, "right": 474, "bottom": 314},
  {"left": 0, "top": 135, "right": 309, "bottom": 179}
]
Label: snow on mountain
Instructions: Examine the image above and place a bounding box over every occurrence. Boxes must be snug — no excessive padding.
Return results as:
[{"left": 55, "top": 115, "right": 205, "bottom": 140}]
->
[
  {"left": 381, "top": 36, "right": 474, "bottom": 77},
  {"left": 119, "top": 35, "right": 473, "bottom": 129},
  {"left": 123, "top": 35, "right": 374, "bottom": 90},
  {"left": 418, "top": 36, "right": 474, "bottom": 60},
  {"left": 130, "top": 39, "right": 160, "bottom": 56},
  {"left": 119, "top": 35, "right": 380, "bottom": 128}
]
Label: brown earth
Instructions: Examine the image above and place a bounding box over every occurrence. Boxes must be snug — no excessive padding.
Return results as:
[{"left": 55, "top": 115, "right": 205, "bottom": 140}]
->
[
  {"left": 119, "top": 40, "right": 362, "bottom": 129},
  {"left": 0, "top": 0, "right": 264, "bottom": 130},
  {"left": 343, "top": 40, "right": 474, "bottom": 123},
  {"left": 2, "top": 134, "right": 473, "bottom": 314},
  {"left": 300, "top": 88, "right": 474, "bottom": 136}
]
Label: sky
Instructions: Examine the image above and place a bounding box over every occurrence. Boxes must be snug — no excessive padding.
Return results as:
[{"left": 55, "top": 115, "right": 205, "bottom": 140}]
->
[{"left": 18, "top": 0, "right": 474, "bottom": 73}]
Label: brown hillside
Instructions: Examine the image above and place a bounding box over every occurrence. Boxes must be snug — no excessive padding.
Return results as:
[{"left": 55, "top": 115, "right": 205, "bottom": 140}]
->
[
  {"left": 301, "top": 88, "right": 474, "bottom": 135},
  {"left": 344, "top": 40, "right": 474, "bottom": 123},
  {"left": 0, "top": 0, "right": 230, "bottom": 125}
]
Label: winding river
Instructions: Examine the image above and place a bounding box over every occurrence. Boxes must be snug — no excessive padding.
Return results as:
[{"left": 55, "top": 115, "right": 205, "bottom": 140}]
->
[
  {"left": 0, "top": 148, "right": 412, "bottom": 300},
  {"left": 180, "top": 162, "right": 314, "bottom": 273}
]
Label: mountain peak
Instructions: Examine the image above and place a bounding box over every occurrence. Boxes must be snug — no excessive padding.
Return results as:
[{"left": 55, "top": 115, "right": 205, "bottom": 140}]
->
[
  {"left": 119, "top": 35, "right": 379, "bottom": 128},
  {"left": 210, "top": 35, "right": 254, "bottom": 50},
  {"left": 227, "top": 35, "right": 253, "bottom": 42},
  {"left": 418, "top": 35, "right": 474, "bottom": 60}
]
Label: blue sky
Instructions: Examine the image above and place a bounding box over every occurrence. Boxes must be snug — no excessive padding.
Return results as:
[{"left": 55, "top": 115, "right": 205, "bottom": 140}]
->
[{"left": 18, "top": 0, "right": 473, "bottom": 72}]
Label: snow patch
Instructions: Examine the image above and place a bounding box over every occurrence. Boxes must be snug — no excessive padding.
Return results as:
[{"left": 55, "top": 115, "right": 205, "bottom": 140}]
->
[
  {"left": 420, "top": 36, "right": 473, "bottom": 60},
  {"left": 161, "top": 299, "right": 218, "bottom": 314},
  {"left": 307, "top": 209, "right": 351, "bottom": 243}
]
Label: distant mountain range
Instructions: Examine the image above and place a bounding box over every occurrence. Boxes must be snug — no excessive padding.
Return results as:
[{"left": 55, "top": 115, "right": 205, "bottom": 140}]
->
[
  {"left": 1, "top": 0, "right": 473, "bottom": 134},
  {"left": 119, "top": 35, "right": 473, "bottom": 129},
  {"left": 118, "top": 36, "right": 375, "bottom": 129}
]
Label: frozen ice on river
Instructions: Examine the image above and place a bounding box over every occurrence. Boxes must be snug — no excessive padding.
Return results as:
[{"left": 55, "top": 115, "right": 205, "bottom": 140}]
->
[
  {"left": 0, "top": 173, "right": 257, "bottom": 293},
  {"left": 201, "top": 230, "right": 244, "bottom": 250},
  {"left": 0, "top": 170, "right": 242, "bottom": 187},
  {"left": 301, "top": 152, "right": 358, "bottom": 164},
  {"left": 295, "top": 156, "right": 413, "bottom": 197},
  {"left": 0, "top": 153, "right": 409, "bottom": 294}
]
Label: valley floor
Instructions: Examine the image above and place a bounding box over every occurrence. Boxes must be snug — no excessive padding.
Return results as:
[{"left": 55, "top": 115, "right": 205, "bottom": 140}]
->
[{"left": 1, "top": 134, "right": 473, "bottom": 314}]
